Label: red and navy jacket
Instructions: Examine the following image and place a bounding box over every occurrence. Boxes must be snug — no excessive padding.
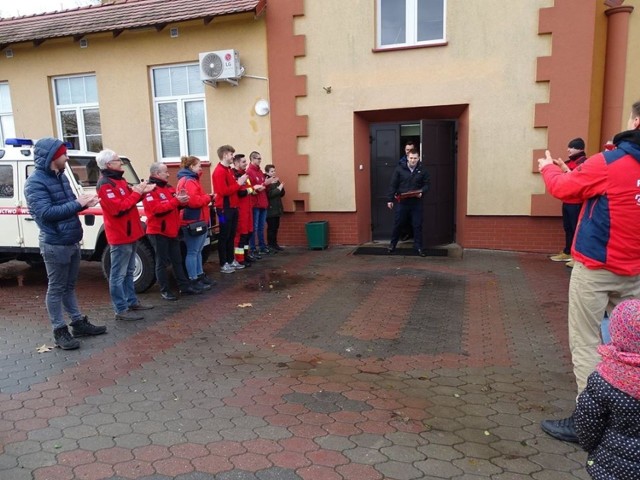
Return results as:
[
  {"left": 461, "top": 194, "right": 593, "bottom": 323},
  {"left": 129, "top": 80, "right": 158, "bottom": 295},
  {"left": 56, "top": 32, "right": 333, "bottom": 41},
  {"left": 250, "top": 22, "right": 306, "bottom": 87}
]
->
[
  {"left": 212, "top": 163, "right": 240, "bottom": 209},
  {"left": 541, "top": 130, "right": 640, "bottom": 275},
  {"left": 247, "top": 162, "right": 268, "bottom": 209},
  {"left": 97, "top": 169, "right": 145, "bottom": 246},
  {"left": 176, "top": 169, "right": 211, "bottom": 226},
  {"left": 142, "top": 177, "right": 182, "bottom": 238}
]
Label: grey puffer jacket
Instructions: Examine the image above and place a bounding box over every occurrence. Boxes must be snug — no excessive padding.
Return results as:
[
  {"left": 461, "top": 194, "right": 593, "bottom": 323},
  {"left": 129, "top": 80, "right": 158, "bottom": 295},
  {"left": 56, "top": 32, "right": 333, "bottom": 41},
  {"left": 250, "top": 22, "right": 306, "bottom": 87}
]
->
[{"left": 24, "top": 138, "right": 84, "bottom": 245}]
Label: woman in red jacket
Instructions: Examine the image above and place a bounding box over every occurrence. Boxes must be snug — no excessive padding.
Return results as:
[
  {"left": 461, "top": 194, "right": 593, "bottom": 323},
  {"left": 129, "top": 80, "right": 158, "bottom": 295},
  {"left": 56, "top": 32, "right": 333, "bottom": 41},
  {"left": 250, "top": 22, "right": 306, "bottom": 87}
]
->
[{"left": 176, "top": 156, "right": 213, "bottom": 290}]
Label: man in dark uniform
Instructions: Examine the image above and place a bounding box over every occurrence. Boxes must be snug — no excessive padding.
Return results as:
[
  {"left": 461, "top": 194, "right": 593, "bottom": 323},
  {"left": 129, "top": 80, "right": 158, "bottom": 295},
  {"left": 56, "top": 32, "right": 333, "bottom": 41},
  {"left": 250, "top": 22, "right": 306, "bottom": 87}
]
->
[{"left": 387, "top": 149, "right": 430, "bottom": 256}]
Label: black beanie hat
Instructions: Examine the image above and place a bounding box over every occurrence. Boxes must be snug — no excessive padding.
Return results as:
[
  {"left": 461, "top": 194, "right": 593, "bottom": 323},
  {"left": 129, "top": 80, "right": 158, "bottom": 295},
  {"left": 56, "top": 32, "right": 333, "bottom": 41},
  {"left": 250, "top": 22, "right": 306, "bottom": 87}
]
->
[{"left": 568, "top": 137, "right": 585, "bottom": 150}]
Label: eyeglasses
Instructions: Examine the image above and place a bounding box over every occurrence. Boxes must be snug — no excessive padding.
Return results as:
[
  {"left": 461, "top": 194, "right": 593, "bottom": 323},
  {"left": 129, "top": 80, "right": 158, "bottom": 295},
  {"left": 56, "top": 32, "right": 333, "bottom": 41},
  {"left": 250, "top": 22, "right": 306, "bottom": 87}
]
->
[{"left": 108, "top": 158, "right": 123, "bottom": 164}]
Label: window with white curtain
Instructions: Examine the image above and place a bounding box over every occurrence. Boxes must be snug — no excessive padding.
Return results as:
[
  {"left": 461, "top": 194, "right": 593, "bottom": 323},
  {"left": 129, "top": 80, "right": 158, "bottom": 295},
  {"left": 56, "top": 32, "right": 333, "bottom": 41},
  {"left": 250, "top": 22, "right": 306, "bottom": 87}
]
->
[
  {"left": 152, "top": 64, "right": 207, "bottom": 162},
  {"left": 0, "top": 83, "right": 16, "bottom": 145},
  {"left": 377, "top": 0, "right": 446, "bottom": 48},
  {"left": 53, "top": 74, "right": 102, "bottom": 152}
]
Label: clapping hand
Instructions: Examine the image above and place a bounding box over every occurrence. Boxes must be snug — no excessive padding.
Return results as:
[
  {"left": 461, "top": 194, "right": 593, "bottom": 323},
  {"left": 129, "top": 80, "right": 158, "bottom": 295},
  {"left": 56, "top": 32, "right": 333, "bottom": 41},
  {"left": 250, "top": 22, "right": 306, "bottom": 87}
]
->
[{"left": 78, "top": 193, "right": 99, "bottom": 207}]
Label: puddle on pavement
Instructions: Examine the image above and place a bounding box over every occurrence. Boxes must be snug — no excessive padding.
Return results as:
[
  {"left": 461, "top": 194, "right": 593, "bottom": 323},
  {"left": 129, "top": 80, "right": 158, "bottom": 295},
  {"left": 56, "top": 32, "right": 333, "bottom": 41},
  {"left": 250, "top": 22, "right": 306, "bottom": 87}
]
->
[{"left": 242, "top": 269, "right": 310, "bottom": 293}]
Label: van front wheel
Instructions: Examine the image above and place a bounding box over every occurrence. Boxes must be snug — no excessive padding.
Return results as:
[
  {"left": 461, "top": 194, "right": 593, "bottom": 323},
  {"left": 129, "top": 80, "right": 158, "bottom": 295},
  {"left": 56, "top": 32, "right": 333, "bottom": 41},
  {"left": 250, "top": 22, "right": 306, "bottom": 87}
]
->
[{"left": 100, "top": 242, "right": 156, "bottom": 293}]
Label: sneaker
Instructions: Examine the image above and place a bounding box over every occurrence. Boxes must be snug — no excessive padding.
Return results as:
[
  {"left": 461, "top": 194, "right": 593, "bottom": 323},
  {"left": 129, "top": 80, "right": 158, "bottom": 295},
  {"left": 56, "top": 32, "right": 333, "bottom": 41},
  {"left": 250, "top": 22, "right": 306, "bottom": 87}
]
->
[
  {"left": 220, "top": 263, "right": 235, "bottom": 274},
  {"left": 129, "top": 302, "right": 154, "bottom": 311},
  {"left": 195, "top": 279, "right": 211, "bottom": 291},
  {"left": 70, "top": 316, "right": 107, "bottom": 337},
  {"left": 161, "top": 291, "right": 178, "bottom": 301},
  {"left": 180, "top": 284, "right": 202, "bottom": 295},
  {"left": 566, "top": 259, "right": 575, "bottom": 268},
  {"left": 251, "top": 250, "right": 263, "bottom": 260},
  {"left": 418, "top": 249, "right": 427, "bottom": 257},
  {"left": 53, "top": 326, "right": 80, "bottom": 350},
  {"left": 540, "top": 415, "right": 579, "bottom": 443},
  {"left": 231, "top": 260, "right": 246, "bottom": 270},
  {"left": 259, "top": 247, "right": 271, "bottom": 255},
  {"left": 115, "top": 310, "right": 144, "bottom": 321},
  {"left": 198, "top": 273, "right": 216, "bottom": 286},
  {"left": 549, "top": 252, "right": 572, "bottom": 262},
  {"left": 387, "top": 245, "right": 396, "bottom": 254}
]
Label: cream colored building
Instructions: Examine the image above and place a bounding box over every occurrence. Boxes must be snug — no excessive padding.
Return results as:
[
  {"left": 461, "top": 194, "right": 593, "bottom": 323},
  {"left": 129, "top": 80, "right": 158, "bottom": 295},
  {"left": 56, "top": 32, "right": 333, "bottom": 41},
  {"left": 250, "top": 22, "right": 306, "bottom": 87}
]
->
[{"left": 1, "top": 0, "right": 638, "bottom": 251}]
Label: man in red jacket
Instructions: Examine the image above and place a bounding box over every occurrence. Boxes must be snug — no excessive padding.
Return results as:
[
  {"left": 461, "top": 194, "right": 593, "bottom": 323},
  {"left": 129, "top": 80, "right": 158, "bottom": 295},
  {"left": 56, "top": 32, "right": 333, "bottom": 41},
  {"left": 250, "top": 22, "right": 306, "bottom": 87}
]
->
[
  {"left": 538, "top": 100, "right": 640, "bottom": 442},
  {"left": 97, "top": 149, "right": 156, "bottom": 321},
  {"left": 246, "top": 151, "right": 275, "bottom": 256},
  {"left": 212, "top": 145, "right": 248, "bottom": 274},
  {"left": 143, "top": 163, "right": 202, "bottom": 301}
]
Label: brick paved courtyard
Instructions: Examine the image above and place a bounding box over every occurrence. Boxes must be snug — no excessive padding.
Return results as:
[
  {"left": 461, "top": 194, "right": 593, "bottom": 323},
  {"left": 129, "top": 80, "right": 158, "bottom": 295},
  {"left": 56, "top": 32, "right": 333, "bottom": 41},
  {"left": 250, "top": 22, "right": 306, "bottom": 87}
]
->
[{"left": 0, "top": 247, "right": 589, "bottom": 479}]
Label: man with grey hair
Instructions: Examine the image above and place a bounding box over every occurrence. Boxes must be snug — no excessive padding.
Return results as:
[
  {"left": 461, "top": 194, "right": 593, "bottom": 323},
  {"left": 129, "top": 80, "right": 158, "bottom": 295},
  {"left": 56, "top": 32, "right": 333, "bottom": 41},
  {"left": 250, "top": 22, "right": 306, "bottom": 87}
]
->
[
  {"left": 143, "top": 162, "right": 202, "bottom": 300},
  {"left": 97, "top": 149, "right": 156, "bottom": 321}
]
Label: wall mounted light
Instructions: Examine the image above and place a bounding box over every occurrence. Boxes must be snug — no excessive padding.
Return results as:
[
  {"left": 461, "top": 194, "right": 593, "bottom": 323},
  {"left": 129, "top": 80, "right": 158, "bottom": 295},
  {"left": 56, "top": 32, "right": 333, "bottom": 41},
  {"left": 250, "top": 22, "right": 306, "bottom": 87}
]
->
[
  {"left": 254, "top": 99, "right": 270, "bottom": 116},
  {"left": 5, "top": 49, "right": 13, "bottom": 58},
  {"left": 170, "top": 28, "right": 179, "bottom": 38},
  {"left": 79, "top": 39, "right": 88, "bottom": 48}
]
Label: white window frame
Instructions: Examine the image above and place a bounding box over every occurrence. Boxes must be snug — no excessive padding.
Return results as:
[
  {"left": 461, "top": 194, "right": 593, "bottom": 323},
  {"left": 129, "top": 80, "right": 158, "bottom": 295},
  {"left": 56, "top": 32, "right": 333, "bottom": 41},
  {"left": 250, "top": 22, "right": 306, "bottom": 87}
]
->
[
  {"left": 151, "top": 63, "right": 208, "bottom": 163},
  {"left": 52, "top": 74, "right": 102, "bottom": 152},
  {"left": 376, "top": 0, "right": 447, "bottom": 49},
  {"left": 0, "top": 83, "right": 16, "bottom": 145}
]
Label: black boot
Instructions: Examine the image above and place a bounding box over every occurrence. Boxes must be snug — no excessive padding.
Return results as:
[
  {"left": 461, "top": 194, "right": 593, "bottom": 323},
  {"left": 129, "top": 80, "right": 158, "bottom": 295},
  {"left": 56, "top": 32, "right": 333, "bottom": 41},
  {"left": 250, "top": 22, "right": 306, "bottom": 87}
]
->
[
  {"left": 70, "top": 316, "right": 107, "bottom": 337},
  {"left": 540, "top": 414, "right": 579, "bottom": 443},
  {"left": 54, "top": 326, "right": 80, "bottom": 350},
  {"left": 198, "top": 273, "right": 217, "bottom": 286},
  {"left": 181, "top": 280, "right": 203, "bottom": 295}
]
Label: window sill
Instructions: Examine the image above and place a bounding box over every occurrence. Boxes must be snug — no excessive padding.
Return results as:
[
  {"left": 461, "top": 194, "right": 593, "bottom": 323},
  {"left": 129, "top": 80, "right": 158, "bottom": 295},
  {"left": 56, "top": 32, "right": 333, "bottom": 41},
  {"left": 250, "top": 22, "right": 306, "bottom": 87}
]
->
[{"left": 372, "top": 41, "right": 448, "bottom": 53}]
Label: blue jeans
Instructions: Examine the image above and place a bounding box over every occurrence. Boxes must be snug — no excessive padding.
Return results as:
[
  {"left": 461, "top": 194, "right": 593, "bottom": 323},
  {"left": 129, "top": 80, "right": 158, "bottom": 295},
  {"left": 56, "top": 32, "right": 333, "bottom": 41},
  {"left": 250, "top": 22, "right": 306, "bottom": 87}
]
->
[
  {"left": 40, "top": 242, "right": 83, "bottom": 330},
  {"left": 109, "top": 242, "right": 139, "bottom": 314},
  {"left": 182, "top": 229, "right": 207, "bottom": 279},
  {"left": 250, "top": 208, "right": 267, "bottom": 250}
]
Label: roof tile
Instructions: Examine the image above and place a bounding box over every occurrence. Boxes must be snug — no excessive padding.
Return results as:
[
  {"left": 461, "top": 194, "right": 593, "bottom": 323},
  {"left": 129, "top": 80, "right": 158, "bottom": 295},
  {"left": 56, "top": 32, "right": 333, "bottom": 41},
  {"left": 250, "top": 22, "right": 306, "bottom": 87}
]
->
[{"left": 0, "top": 0, "right": 264, "bottom": 47}]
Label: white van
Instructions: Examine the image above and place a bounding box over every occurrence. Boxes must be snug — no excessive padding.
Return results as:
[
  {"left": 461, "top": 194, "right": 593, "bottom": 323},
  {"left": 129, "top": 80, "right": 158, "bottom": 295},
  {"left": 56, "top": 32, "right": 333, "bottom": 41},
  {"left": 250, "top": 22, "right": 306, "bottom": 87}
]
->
[{"left": 0, "top": 138, "right": 215, "bottom": 292}]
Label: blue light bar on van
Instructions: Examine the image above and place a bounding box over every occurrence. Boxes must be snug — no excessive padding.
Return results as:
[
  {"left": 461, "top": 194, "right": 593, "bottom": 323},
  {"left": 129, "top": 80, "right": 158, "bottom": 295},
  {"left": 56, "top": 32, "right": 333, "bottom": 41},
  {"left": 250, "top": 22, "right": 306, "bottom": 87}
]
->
[{"left": 5, "top": 138, "right": 33, "bottom": 147}]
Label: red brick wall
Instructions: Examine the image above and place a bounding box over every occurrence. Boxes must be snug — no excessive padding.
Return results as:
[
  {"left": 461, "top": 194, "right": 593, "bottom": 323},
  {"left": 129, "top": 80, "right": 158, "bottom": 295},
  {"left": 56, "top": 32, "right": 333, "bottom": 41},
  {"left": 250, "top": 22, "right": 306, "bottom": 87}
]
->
[
  {"left": 461, "top": 216, "right": 565, "bottom": 253},
  {"left": 276, "top": 213, "right": 565, "bottom": 254}
]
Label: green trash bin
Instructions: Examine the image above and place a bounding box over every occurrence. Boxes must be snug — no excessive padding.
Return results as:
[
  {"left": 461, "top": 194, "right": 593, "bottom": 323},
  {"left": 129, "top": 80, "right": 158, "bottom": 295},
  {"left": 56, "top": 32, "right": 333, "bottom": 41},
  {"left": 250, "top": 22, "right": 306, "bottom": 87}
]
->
[{"left": 305, "top": 221, "right": 329, "bottom": 249}]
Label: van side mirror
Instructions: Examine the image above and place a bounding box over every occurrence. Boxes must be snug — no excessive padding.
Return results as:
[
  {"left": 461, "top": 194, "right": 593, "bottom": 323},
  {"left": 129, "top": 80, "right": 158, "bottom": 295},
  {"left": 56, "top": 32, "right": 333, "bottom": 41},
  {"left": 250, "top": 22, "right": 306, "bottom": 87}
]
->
[{"left": 85, "top": 215, "right": 95, "bottom": 226}]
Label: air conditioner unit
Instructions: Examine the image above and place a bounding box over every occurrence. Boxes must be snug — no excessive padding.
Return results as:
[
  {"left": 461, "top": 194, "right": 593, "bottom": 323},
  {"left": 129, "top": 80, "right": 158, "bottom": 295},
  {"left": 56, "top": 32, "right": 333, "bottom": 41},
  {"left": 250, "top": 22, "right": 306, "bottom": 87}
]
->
[{"left": 199, "top": 49, "right": 243, "bottom": 86}]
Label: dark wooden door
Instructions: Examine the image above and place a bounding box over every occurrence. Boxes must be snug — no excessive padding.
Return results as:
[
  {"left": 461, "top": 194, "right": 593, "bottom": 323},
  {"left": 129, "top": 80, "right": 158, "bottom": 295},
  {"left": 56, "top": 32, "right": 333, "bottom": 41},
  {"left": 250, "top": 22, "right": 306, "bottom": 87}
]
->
[
  {"left": 370, "top": 120, "right": 456, "bottom": 245},
  {"left": 370, "top": 124, "right": 400, "bottom": 239},
  {"left": 421, "top": 120, "right": 456, "bottom": 246}
]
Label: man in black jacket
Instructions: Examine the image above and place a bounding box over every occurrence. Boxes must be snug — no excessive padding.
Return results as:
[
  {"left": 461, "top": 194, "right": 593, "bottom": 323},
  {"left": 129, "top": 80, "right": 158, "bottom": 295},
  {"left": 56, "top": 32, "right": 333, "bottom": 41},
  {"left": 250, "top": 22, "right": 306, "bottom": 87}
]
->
[{"left": 386, "top": 149, "right": 430, "bottom": 256}]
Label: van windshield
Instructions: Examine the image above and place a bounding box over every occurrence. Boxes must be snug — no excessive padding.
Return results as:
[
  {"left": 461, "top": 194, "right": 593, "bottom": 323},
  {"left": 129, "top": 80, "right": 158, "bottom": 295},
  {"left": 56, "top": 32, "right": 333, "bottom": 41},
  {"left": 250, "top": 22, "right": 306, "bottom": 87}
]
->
[{"left": 67, "top": 156, "right": 141, "bottom": 187}]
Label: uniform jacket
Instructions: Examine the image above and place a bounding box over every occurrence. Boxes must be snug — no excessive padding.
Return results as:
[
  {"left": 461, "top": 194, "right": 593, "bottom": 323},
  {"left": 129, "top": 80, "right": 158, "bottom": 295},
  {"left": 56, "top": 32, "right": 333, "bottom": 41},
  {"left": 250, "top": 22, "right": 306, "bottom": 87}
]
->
[
  {"left": 266, "top": 179, "right": 285, "bottom": 218},
  {"left": 212, "top": 163, "right": 240, "bottom": 209},
  {"left": 247, "top": 162, "right": 268, "bottom": 209},
  {"left": 541, "top": 130, "right": 640, "bottom": 275},
  {"left": 176, "top": 168, "right": 211, "bottom": 226},
  {"left": 233, "top": 168, "right": 253, "bottom": 235},
  {"left": 142, "top": 177, "right": 182, "bottom": 238},
  {"left": 24, "top": 138, "right": 85, "bottom": 245},
  {"left": 575, "top": 372, "right": 640, "bottom": 480},
  {"left": 387, "top": 161, "right": 431, "bottom": 202},
  {"left": 97, "top": 169, "right": 144, "bottom": 245}
]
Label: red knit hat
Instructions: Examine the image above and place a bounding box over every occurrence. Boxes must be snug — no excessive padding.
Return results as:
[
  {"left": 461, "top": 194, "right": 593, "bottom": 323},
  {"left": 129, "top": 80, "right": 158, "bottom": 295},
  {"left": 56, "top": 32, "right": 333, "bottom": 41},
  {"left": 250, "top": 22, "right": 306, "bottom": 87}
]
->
[{"left": 53, "top": 144, "right": 67, "bottom": 160}]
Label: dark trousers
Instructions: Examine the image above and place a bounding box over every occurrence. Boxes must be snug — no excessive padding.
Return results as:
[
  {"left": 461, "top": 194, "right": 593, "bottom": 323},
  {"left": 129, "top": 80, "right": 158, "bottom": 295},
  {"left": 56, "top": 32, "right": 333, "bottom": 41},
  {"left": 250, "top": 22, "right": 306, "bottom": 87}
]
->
[
  {"left": 390, "top": 200, "right": 423, "bottom": 251},
  {"left": 148, "top": 234, "right": 190, "bottom": 292},
  {"left": 562, "top": 203, "right": 581, "bottom": 254},
  {"left": 217, "top": 206, "right": 238, "bottom": 266},
  {"left": 267, "top": 216, "right": 281, "bottom": 247}
]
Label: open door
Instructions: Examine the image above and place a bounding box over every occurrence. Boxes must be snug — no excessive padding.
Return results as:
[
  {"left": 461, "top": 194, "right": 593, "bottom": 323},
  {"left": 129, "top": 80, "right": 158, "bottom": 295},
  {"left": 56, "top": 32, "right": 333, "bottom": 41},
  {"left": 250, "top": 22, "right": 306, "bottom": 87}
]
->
[
  {"left": 370, "top": 124, "right": 400, "bottom": 239},
  {"left": 421, "top": 120, "right": 456, "bottom": 246}
]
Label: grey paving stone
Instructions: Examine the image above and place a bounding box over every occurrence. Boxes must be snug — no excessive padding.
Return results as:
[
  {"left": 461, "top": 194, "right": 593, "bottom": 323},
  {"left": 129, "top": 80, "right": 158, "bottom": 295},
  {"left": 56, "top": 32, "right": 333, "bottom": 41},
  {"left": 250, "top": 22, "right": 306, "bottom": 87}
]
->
[
  {"left": 350, "top": 433, "right": 392, "bottom": 449},
  {"left": 375, "top": 460, "right": 424, "bottom": 480},
  {"left": 253, "top": 426, "right": 292, "bottom": 441},
  {"left": 3, "top": 440, "right": 43, "bottom": 457},
  {"left": 491, "top": 455, "right": 543, "bottom": 475},
  {"left": 314, "top": 434, "right": 356, "bottom": 451},
  {"left": 452, "top": 457, "right": 503, "bottom": 476},
  {"left": 343, "top": 447, "right": 388, "bottom": 465},
  {"left": 17, "top": 450, "right": 57, "bottom": 469},
  {"left": 414, "top": 458, "right": 465, "bottom": 478},
  {"left": 255, "top": 467, "right": 302, "bottom": 480},
  {"left": 78, "top": 435, "right": 116, "bottom": 451},
  {"left": 529, "top": 452, "right": 584, "bottom": 471},
  {"left": 216, "top": 470, "right": 258, "bottom": 480},
  {"left": 26, "top": 426, "right": 62, "bottom": 442},
  {"left": 380, "top": 445, "right": 425, "bottom": 463},
  {"left": 114, "top": 432, "right": 153, "bottom": 449}
]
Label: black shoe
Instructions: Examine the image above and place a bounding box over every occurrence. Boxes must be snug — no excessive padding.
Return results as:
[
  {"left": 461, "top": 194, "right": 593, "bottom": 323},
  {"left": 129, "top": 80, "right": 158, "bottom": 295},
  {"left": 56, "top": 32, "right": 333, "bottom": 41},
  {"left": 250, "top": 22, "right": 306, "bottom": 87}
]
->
[
  {"left": 418, "top": 249, "right": 427, "bottom": 257},
  {"left": 115, "top": 310, "right": 144, "bottom": 322},
  {"left": 70, "top": 316, "right": 107, "bottom": 337},
  {"left": 180, "top": 285, "right": 202, "bottom": 296},
  {"left": 251, "top": 250, "right": 263, "bottom": 260},
  {"left": 54, "top": 326, "right": 80, "bottom": 350},
  {"left": 273, "top": 245, "right": 284, "bottom": 251},
  {"left": 198, "top": 273, "right": 216, "bottom": 286},
  {"left": 129, "top": 302, "right": 154, "bottom": 311},
  {"left": 387, "top": 245, "right": 396, "bottom": 254},
  {"left": 195, "top": 279, "right": 211, "bottom": 291},
  {"left": 161, "top": 291, "right": 178, "bottom": 301},
  {"left": 540, "top": 415, "right": 579, "bottom": 443},
  {"left": 246, "top": 253, "right": 258, "bottom": 262}
]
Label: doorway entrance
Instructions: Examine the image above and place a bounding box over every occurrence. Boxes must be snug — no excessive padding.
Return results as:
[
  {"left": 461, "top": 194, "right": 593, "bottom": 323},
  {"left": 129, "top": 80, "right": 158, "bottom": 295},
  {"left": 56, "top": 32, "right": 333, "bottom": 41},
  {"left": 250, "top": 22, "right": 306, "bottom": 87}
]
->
[{"left": 370, "top": 120, "right": 456, "bottom": 246}]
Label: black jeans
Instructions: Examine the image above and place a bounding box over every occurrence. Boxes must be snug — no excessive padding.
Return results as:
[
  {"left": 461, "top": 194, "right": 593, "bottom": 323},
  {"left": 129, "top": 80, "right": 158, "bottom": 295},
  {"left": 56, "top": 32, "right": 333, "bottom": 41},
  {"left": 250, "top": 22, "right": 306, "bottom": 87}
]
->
[
  {"left": 390, "top": 199, "right": 423, "bottom": 251},
  {"left": 267, "top": 216, "right": 281, "bottom": 247},
  {"left": 562, "top": 203, "right": 581, "bottom": 254},
  {"left": 148, "top": 234, "right": 190, "bottom": 291},
  {"left": 217, "top": 207, "right": 239, "bottom": 266}
]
